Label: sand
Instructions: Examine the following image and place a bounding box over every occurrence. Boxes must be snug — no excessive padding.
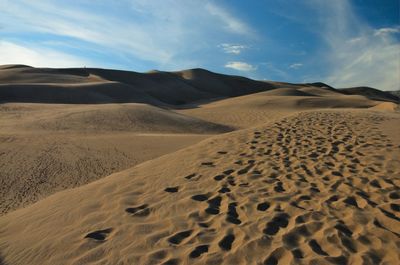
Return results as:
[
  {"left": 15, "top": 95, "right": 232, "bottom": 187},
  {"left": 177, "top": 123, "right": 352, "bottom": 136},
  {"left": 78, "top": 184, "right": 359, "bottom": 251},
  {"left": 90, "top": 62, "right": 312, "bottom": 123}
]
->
[{"left": 0, "top": 65, "right": 399, "bottom": 264}]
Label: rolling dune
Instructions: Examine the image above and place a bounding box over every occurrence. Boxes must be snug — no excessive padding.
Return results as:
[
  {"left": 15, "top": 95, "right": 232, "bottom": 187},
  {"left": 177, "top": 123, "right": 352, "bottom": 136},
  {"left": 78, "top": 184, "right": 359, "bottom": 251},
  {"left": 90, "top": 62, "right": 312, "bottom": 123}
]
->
[
  {"left": 0, "top": 110, "right": 399, "bottom": 265},
  {"left": 0, "top": 65, "right": 399, "bottom": 264}
]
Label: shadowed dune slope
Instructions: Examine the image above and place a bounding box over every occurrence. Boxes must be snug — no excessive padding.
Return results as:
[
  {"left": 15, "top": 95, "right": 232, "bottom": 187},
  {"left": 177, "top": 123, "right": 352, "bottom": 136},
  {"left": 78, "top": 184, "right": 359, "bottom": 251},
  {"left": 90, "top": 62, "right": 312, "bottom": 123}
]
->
[
  {"left": 178, "top": 90, "right": 380, "bottom": 128},
  {"left": 0, "top": 110, "right": 399, "bottom": 265},
  {"left": 0, "top": 130, "right": 209, "bottom": 214},
  {"left": 12, "top": 103, "right": 233, "bottom": 133},
  {"left": 0, "top": 102, "right": 231, "bottom": 214},
  {"left": 341, "top": 86, "right": 400, "bottom": 103},
  {"left": 0, "top": 82, "right": 164, "bottom": 104},
  {"left": 2, "top": 65, "right": 397, "bottom": 106},
  {"left": 261, "top": 87, "right": 317, "bottom": 97},
  {"left": 0, "top": 64, "right": 104, "bottom": 84},
  {"left": 0, "top": 66, "right": 277, "bottom": 105},
  {"left": 388, "top": 90, "right": 400, "bottom": 98}
]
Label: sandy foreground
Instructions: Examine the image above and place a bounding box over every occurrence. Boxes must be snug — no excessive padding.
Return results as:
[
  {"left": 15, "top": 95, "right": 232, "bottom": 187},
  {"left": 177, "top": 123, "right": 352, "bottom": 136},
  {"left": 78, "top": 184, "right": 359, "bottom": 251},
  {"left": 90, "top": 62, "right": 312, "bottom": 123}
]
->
[
  {"left": 0, "top": 66, "right": 399, "bottom": 264},
  {"left": 0, "top": 109, "right": 399, "bottom": 265}
]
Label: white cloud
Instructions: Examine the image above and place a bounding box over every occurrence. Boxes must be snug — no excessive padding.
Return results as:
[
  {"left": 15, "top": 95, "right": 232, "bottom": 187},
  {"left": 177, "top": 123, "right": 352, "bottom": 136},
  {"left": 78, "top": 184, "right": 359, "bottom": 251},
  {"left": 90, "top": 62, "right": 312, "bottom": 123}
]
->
[
  {"left": 289, "top": 63, "right": 303, "bottom": 69},
  {"left": 0, "top": 41, "right": 90, "bottom": 68},
  {"left": 225, "top": 61, "right": 256, "bottom": 71},
  {"left": 219, "top": 43, "right": 248, "bottom": 54},
  {"left": 310, "top": 0, "right": 400, "bottom": 91},
  {"left": 374, "top": 26, "right": 400, "bottom": 37}
]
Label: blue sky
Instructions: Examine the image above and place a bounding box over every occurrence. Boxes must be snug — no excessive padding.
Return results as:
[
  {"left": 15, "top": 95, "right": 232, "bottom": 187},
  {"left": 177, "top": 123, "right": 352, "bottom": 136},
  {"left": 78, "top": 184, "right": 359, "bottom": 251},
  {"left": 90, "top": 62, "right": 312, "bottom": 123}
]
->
[{"left": 0, "top": 0, "right": 399, "bottom": 90}]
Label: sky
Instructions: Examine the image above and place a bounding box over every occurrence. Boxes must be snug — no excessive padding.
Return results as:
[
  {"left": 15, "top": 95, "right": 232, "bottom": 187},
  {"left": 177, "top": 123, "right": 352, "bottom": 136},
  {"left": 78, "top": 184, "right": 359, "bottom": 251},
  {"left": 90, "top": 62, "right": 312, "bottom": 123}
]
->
[{"left": 0, "top": 0, "right": 399, "bottom": 90}]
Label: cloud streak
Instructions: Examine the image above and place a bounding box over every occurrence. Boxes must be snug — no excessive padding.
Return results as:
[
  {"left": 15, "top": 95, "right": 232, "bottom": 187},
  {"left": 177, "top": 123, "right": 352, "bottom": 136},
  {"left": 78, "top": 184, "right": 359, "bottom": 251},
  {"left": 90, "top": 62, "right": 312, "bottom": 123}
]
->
[
  {"left": 205, "top": 3, "right": 254, "bottom": 36},
  {"left": 225, "top": 61, "right": 256, "bottom": 71},
  {"left": 289, "top": 63, "right": 303, "bottom": 69},
  {"left": 0, "top": 41, "right": 91, "bottom": 68},
  {"left": 219, "top": 43, "right": 248, "bottom": 54},
  {"left": 310, "top": 0, "right": 399, "bottom": 90},
  {"left": 0, "top": 0, "right": 254, "bottom": 69}
]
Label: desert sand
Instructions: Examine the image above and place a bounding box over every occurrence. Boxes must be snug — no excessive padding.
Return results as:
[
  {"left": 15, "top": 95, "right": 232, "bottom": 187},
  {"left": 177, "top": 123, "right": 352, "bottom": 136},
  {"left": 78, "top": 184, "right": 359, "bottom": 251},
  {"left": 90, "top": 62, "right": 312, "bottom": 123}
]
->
[{"left": 0, "top": 65, "right": 399, "bottom": 265}]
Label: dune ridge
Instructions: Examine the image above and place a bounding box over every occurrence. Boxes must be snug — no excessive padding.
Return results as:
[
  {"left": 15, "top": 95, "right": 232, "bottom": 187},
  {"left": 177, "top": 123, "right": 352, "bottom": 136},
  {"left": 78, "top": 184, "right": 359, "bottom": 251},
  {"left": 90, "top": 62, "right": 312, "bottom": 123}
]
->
[{"left": 1, "top": 65, "right": 398, "bottom": 105}]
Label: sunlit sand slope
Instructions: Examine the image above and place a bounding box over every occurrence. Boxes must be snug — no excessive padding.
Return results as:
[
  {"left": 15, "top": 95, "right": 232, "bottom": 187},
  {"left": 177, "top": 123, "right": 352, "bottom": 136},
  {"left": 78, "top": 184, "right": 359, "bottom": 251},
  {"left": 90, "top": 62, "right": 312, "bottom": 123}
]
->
[{"left": 0, "top": 110, "right": 399, "bottom": 265}]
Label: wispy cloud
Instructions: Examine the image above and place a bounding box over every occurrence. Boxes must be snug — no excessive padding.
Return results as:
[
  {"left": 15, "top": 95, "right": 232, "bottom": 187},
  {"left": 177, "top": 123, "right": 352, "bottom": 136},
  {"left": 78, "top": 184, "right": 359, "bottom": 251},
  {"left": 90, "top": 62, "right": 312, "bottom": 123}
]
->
[
  {"left": 225, "top": 61, "right": 256, "bottom": 71},
  {"left": 0, "top": 0, "right": 254, "bottom": 69},
  {"left": 260, "top": 62, "right": 289, "bottom": 80},
  {"left": 373, "top": 26, "right": 400, "bottom": 37},
  {"left": 205, "top": 2, "right": 254, "bottom": 36},
  {"left": 219, "top": 43, "right": 248, "bottom": 54},
  {"left": 0, "top": 41, "right": 91, "bottom": 68},
  {"left": 310, "top": 0, "right": 400, "bottom": 90},
  {"left": 289, "top": 63, "right": 303, "bottom": 69}
]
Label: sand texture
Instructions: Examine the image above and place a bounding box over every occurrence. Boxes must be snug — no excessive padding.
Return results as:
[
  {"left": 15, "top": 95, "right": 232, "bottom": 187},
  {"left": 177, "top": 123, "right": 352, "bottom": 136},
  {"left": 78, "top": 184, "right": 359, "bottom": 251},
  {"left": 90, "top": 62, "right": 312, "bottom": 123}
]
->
[{"left": 0, "top": 65, "right": 399, "bottom": 264}]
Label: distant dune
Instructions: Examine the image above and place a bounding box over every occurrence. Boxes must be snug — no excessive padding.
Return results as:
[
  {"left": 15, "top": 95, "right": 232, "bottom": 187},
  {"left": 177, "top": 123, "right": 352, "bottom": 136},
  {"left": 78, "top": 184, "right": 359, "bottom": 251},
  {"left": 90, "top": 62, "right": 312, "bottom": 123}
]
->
[
  {"left": 1, "top": 65, "right": 397, "bottom": 105},
  {"left": 340, "top": 86, "right": 399, "bottom": 103},
  {"left": 0, "top": 65, "right": 399, "bottom": 264},
  {"left": 388, "top": 90, "right": 400, "bottom": 98}
]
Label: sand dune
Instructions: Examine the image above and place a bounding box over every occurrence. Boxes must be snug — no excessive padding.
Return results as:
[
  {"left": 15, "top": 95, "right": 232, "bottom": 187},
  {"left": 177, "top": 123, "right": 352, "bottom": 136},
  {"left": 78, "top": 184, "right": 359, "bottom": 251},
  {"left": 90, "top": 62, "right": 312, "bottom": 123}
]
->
[
  {"left": 0, "top": 110, "right": 399, "bottom": 265},
  {"left": 0, "top": 130, "right": 208, "bottom": 215},
  {"left": 297, "top": 86, "right": 344, "bottom": 97},
  {"left": 9, "top": 103, "right": 233, "bottom": 133},
  {"left": 262, "top": 87, "right": 317, "bottom": 97},
  {"left": 370, "top": 102, "right": 399, "bottom": 112},
  {"left": 0, "top": 65, "right": 399, "bottom": 264},
  {"left": 341, "top": 87, "right": 399, "bottom": 103},
  {"left": 0, "top": 102, "right": 231, "bottom": 214},
  {"left": 178, "top": 90, "right": 379, "bottom": 129},
  {"left": 0, "top": 82, "right": 164, "bottom": 104},
  {"left": 0, "top": 66, "right": 275, "bottom": 105},
  {"left": 2, "top": 65, "right": 397, "bottom": 106},
  {"left": 0, "top": 64, "right": 104, "bottom": 84}
]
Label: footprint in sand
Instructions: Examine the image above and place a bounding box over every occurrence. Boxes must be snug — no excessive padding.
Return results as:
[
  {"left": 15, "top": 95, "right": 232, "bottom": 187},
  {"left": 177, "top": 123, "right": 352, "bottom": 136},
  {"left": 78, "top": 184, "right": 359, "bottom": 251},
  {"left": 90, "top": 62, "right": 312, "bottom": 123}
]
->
[
  {"left": 191, "top": 194, "right": 209, "bottom": 201},
  {"left": 257, "top": 202, "right": 270, "bottom": 211},
  {"left": 389, "top": 191, "right": 400, "bottom": 199},
  {"left": 263, "top": 254, "right": 278, "bottom": 265},
  {"left": 214, "top": 174, "right": 225, "bottom": 181},
  {"left": 226, "top": 202, "right": 241, "bottom": 225},
  {"left": 291, "top": 248, "right": 304, "bottom": 259},
  {"left": 308, "top": 239, "right": 328, "bottom": 256},
  {"left": 334, "top": 222, "right": 353, "bottom": 237},
  {"left": 205, "top": 196, "right": 222, "bottom": 215},
  {"left": 162, "top": 258, "right": 180, "bottom": 265},
  {"left": 167, "top": 230, "right": 192, "bottom": 245},
  {"left": 184, "top": 173, "right": 202, "bottom": 181},
  {"left": 84, "top": 228, "right": 113, "bottom": 241},
  {"left": 189, "top": 245, "right": 209, "bottom": 258},
  {"left": 218, "top": 233, "right": 235, "bottom": 251},
  {"left": 218, "top": 186, "right": 231, "bottom": 193},
  {"left": 390, "top": 203, "right": 400, "bottom": 212},
  {"left": 164, "top": 186, "right": 179, "bottom": 193},
  {"left": 125, "top": 204, "right": 151, "bottom": 217},
  {"left": 223, "top": 169, "right": 235, "bottom": 175},
  {"left": 263, "top": 213, "right": 289, "bottom": 236},
  {"left": 184, "top": 173, "right": 196, "bottom": 179}
]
